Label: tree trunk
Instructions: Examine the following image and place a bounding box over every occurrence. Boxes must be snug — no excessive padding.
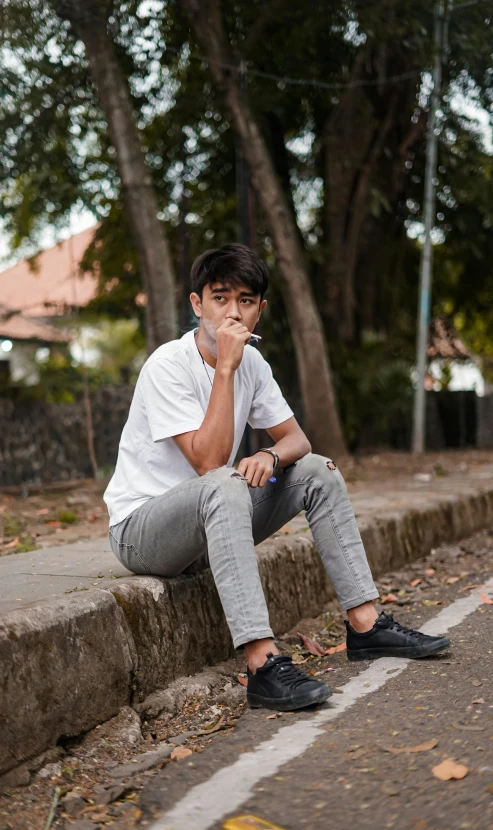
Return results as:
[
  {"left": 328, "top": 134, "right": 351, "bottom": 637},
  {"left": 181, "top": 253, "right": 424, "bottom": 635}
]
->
[
  {"left": 323, "top": 66, "right": 398, "bottom": 343},
  {"left": 56, "top": 1, "right": 177, "bottom": 353},
  {"left": 179, "top": 0, "right": 347, "bottom": 456}
]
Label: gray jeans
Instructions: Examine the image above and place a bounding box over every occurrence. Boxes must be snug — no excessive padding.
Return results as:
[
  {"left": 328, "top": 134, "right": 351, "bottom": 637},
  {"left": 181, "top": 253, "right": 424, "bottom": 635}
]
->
[{"left": 109, "top": 452, "right": 379, "bottom": 648}]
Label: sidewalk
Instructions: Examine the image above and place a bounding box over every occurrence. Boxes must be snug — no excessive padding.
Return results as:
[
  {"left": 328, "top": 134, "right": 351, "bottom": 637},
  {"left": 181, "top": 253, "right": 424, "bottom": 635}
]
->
[
  {"left": 2, "top": 458, "right": 493, "bottom": 779},
  {"left": 3, "top": 461, "right": 493, "bottom": 614}
]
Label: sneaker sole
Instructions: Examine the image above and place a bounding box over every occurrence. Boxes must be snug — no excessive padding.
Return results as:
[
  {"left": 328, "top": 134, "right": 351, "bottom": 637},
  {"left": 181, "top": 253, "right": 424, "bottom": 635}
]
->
[
  {"left": 346, "top": 636, "right": 450, "bottom": 662},
  {"left": 247, "top": 684, "right": 332, "bottom": 712}
]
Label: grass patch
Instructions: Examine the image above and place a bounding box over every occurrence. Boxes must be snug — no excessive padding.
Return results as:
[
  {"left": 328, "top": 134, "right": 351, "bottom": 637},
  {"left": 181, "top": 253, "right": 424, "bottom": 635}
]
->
[
  {"left": 3, "top": 514, "right": 24, "bottom": 537},
  {"left": 59, "top": 510, "right": 77, "bottom": 524}
]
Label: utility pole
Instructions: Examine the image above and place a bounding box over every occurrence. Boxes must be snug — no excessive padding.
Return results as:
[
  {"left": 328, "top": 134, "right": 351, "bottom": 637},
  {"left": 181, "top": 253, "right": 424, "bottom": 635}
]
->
[{"left": 412, "top": 0, "right": 447, "bottom": 453}]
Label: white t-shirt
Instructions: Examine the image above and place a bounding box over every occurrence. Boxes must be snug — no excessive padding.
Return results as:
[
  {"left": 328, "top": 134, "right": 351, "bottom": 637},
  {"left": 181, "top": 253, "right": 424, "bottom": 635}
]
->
[{"left": 103, "top": 327, "right": 294, "bottom": 526}]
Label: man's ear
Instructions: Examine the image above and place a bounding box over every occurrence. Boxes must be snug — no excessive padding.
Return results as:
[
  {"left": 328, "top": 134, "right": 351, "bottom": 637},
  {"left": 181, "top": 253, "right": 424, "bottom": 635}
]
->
[
  {"left": 190, "top": 292, "right": 202, "bottom": 318},
  {"left": 258, "top": 299, "right": 267, "bottom": 319}
]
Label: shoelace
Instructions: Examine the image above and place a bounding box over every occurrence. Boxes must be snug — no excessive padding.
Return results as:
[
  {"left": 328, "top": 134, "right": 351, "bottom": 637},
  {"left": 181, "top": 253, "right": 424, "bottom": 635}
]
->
[
  {"left": 269, "top": 656, "right": 315, "bottom": 688},
  {"left": 376, "top": 613, "right": 422, "bottom": 637}
]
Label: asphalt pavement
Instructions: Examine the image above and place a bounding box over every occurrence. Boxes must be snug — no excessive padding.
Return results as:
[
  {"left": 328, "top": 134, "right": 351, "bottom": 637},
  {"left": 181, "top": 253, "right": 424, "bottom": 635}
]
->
[{"left": 133, "top": 539, "right": 493, "bottom": 830}]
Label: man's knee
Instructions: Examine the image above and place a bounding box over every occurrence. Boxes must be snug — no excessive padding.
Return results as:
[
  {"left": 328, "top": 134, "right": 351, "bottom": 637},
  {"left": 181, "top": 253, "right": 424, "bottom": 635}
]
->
[
  {"left": 205, "top": 466, "right": 251, "bottom": 497},
  {"left": 296, "top": 452, "right": 340, "bottom": 481}
]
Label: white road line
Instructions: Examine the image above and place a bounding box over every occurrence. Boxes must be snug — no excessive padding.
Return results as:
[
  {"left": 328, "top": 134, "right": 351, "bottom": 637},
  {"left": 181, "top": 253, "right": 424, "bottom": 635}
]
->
[{"left": 152, "top": 579, "right": 493, "bottom": 830}]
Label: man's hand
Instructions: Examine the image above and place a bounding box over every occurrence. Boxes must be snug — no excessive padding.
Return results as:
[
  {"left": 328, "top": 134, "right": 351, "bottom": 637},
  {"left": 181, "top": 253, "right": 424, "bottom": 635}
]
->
[
  {"left": 237, "top": 452, "right": 275, "bottom": 488},
  {"left": 216, "top": 318, "right": 252, "bottom": 371}
]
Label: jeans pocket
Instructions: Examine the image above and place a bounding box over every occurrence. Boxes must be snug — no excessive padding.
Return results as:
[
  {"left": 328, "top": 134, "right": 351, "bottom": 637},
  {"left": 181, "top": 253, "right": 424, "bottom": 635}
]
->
[{"left": 109, "top": 528, "right": 151, "bottom": 575}]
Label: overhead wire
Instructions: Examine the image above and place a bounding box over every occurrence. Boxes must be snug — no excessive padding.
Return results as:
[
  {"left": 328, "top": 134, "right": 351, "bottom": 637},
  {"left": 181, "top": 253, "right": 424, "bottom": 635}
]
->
[{"left": 164, "top": 44, "right": 423, "bottom": 91}]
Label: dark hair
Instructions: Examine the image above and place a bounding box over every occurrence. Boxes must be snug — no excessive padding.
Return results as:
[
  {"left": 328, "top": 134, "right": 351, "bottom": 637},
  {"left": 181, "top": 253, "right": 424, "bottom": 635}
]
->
[{"left": 190, "top": 243, "right": 269, "bottom": 300}]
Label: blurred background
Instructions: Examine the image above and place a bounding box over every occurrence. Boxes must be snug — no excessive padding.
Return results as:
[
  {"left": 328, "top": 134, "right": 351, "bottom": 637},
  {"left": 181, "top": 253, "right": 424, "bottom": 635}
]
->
[{"left": 1, "top": 0, "right": 493, "bottom": 487}]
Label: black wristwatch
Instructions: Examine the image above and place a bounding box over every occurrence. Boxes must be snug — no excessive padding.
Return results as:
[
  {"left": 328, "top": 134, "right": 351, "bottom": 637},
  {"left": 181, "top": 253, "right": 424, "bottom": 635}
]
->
[{"left": 257, "top": 448, "right": 279, "bottom": 469}]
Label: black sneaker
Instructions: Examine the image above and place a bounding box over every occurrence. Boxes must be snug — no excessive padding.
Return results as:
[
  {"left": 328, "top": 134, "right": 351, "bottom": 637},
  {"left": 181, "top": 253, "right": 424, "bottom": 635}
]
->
[
  {"left": 247, "top": 652, "right": 332, "bottom": 711},
  {"left": 345, "top": 612, "right": 450, "bottom": 661}
]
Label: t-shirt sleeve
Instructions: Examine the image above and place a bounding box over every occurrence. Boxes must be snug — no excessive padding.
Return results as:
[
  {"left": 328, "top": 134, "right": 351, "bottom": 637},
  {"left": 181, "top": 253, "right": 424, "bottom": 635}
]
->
[
  {"left": 140, "top": 358, "right": 205, "bottom": 442},
  {"left": 247, "top": 353, "right": 294, "bottom": 430}
]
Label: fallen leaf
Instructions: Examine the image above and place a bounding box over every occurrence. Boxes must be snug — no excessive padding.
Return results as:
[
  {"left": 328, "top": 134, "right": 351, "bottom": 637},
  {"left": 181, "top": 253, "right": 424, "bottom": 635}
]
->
[
  {"left": 472, "top": 698, "right": 485, "bottom": 705},
  {"left": 171, "top": 746, "right": 193, "bottom": 761},
  {"left": 237, "top": 675, "right": 248, "bottom": 687},
  {"left": 452, "top": 721, "right": 485, "bottom": 732},
  {"left": 292, "top": 655, "right": 309, "bottom": 664},
  {"left": 266, "top": 713, "right": 281, "bottom": 720},
  {"left": 446, "top": 577, "right": 460, "bottom": 584},
  {"left": 480, "top": 592, "right": 493, "bottom": 605},
  {"left": 1, "top": 537, "right": 19, "bottom": 550},
  {"left": 380, "top": 593, "right": 398, "bottom": 604},
  {"left": 425, "top": 568, "right": 436, "bottom": 576},
  {"left": 422, "top": 600, "right": 442, "bottom": 606},
  {"left": 298, "top": 632, "right": 325, "bottom": 656},
  {"left": 45, "top": 520, "right": 61, "bottom": 527},
  {"left": 381, "top": 738, "right": 438, "bottom": 755},
  {"left": 472, "top": 679, "right": 482, "bottom": 687},
  {"left": 325, "top": 642, "right": 346, "bottom": 655},
  {"left": 432, "top": 759, "right": 468, "bottom": 781},
  {"left": 460, "top": 584, "right": 484, "bottom": 591},
  {"left": 410, "top": 578, "right": 423, "bottom": 587}
]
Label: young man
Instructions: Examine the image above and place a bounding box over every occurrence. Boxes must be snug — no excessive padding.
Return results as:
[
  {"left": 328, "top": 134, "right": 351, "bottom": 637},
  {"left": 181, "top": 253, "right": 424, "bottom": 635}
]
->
[{"left": 104, "top": 243, "right": 450, "bottom": 712}]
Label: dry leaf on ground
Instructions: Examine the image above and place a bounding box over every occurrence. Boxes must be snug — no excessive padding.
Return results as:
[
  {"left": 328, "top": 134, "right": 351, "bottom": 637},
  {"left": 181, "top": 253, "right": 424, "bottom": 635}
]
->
[
  {"left": 425, "top": 568, "right": 436, "bottom": 576},
  {"left": 432, "top": 759, "right": 468, "bottom": 780},
  {"left": 1, "top": 537, "right": 19, "bottom": 550},
  {"left": 325, "top": 642, "right": 346, "bottom": 655},
  {"left": 472, "top": 698, "right": 485, "bottom": 704},
  {"left": 298, "top": 632, "right": 325, "bottom": 656},
  {"left": 446, "top": 577, "right": 460, "bottom": 584},
  {"left": 410, "top": 578, "right": 422, "bottom": 587},
  {"left": 480, "top": 592, "right": 493, "bottom": 605},
  {"left": 237, "top": 676, "right": 248, "bottom": 687},
  {"left": 461, "top": 584, "right": 484, "bottom": 591},
  {"left": 381, "top": 738, "right": 438, "bottom": 755},
  {"left": 380, "top": 593, "right": 398, "bottom": 604},
  {"left": 171, "top": 746, "right": 193, "bottom": 761}
]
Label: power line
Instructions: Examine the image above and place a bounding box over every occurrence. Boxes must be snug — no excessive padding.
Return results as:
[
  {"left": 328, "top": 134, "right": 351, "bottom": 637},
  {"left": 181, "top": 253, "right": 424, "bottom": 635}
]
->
[{"left": 166, "top": 45, "right": 423, "bottom": 91}]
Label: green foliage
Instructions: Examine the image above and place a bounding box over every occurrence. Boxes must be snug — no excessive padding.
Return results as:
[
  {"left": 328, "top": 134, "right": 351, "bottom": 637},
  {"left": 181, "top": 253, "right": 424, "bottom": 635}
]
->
[
  {"left": 3, "top": 514, "right": 23, "bottom": 537},
  {"left": 2, "top": 0, "right": 493, "bottom": 447},
  {"left": 12, "top": 536, "right": 39, "bottom": 554},
  {"left": 332, "top": 335, "right": 415, "bottom": 451},
  {"left": 59, "top": 510, "right": 77, "bottom": 524}
]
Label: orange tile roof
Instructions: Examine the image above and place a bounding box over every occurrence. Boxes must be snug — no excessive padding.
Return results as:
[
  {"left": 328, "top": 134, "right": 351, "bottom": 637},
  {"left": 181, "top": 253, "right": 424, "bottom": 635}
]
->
[
  {"left": 0, "top": 313, "right": 70, "bottom": 343},
  {"left": 0, "top": 226, "right": 99, "bottom": 319}
]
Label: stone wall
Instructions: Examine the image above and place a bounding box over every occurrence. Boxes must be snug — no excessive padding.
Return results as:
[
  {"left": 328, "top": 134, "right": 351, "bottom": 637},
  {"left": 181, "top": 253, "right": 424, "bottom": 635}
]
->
[{"left": 0, "top": 386, "right": 134, "bottom": 486}]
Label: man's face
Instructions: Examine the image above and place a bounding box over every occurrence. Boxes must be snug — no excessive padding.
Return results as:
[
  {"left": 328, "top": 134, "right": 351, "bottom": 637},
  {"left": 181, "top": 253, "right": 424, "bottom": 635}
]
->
[{"left": 191, "top": 282, "right": 267, "bottom": 340}]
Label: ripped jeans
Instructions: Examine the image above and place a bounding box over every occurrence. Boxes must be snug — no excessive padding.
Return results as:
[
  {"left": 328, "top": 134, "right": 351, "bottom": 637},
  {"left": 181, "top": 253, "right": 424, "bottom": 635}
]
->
[{"left": 108, "top": 453, "right": 379, "bottom": 648}]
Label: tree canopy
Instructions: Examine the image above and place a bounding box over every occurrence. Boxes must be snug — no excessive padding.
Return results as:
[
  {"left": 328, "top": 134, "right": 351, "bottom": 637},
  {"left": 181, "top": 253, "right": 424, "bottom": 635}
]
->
[{"left": 1, "top": 0, "right": 492, "bottom": 443}]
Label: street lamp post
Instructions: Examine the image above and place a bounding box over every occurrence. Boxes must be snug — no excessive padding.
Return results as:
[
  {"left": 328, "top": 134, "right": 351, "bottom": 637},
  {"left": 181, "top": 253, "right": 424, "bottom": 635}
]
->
[{"left": 412, "top": 0, "right": 446, "bottom": 453}]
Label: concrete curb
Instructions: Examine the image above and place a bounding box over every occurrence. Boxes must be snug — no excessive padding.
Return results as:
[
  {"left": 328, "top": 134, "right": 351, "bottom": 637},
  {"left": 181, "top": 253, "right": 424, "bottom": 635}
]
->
[{"left": 2, "top": 483, "right": 493, "bottom": 777}]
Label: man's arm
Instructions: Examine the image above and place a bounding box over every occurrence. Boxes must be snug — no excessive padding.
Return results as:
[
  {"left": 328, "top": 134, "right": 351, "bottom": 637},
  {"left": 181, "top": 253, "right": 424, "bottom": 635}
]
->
[
  {"left": 172, "top": 365, "right": 236, "bottom": 476},
  {"left": 173, "top": 320, "right": 251, "bottom": 476},
  {"left": 237, "top": 416, "right": 311, "bottom": 488}
]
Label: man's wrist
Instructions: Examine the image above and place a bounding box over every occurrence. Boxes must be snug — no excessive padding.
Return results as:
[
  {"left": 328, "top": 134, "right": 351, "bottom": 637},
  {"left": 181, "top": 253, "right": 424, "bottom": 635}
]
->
[
  {"left": 215, "top": 361, "right": 236, "bottom": 377},
  {"left": 256, "top": 448, "right": 279, "bottom": 469}
]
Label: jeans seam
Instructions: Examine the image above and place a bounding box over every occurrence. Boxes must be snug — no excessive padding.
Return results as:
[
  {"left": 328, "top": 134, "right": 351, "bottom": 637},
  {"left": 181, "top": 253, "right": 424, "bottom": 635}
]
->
[
  {"left": 202, "top": 477, "right": 253, "bottom": 641},
  {"left": 312, "top": 482, "right": 366, "bottom": 597}
]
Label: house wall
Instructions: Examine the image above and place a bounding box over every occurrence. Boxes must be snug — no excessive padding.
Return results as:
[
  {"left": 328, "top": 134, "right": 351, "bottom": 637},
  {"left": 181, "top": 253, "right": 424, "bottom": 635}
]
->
[{"left": 0, "top": 386, "right": 134, "bottom": 486}]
